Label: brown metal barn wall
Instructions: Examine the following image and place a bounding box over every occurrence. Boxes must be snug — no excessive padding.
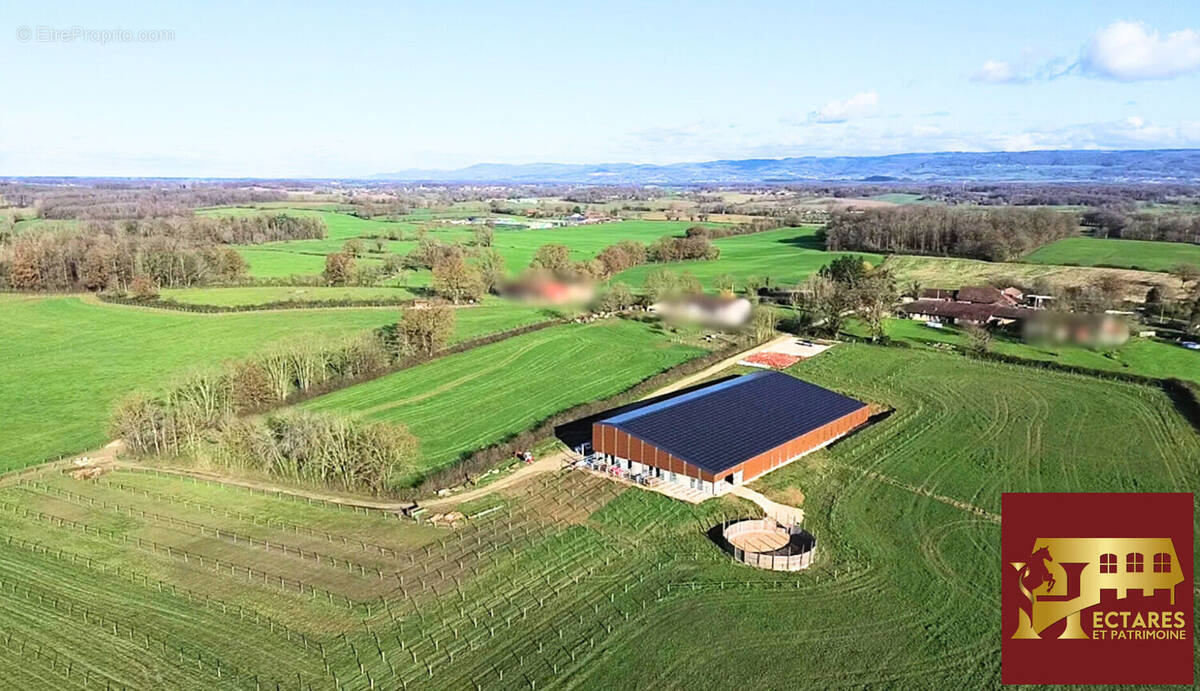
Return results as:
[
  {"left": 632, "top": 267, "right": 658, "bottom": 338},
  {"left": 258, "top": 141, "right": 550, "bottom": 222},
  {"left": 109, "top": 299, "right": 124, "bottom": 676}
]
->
[
  {"left": 733, "top": 406, "right": 870, "bottom": 482},
  {"left": 592, "top": 424, "right": 708, "bottom": 480}
]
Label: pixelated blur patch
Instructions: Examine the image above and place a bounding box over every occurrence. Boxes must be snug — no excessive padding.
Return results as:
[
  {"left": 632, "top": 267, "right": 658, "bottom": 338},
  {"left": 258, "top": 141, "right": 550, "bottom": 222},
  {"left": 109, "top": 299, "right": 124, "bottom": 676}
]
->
[{"left": 1001, "top": 493, "right": 1193, "bottom": 685}]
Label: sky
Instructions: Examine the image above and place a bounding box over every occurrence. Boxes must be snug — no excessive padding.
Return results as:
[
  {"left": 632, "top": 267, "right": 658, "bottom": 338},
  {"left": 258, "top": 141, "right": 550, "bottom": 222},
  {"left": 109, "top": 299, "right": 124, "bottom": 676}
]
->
[{"left": 2, "top": 0, "right": 1200, "bottom": 177}]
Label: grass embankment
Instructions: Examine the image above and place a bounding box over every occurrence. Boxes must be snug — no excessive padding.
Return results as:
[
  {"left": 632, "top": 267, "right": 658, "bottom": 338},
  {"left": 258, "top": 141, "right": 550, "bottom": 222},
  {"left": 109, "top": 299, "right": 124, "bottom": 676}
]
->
[
  {"left": 1024, "top": 236, "right": 1200, "bottom": 273},
  {"left": 0, "top": 345, "right": 1195, "bottom": 688},
  {"left": 0, "top": 295, "right": 552, "bottom": 470},
  {"left": 302, "top": 318, "right": 709, "bottom": 481},
  {"left": 612, "top": 226, "right": 882, "bottom": 290},
  {"left": 842, "top": 317, "right": 1200, "bottom": 384}
]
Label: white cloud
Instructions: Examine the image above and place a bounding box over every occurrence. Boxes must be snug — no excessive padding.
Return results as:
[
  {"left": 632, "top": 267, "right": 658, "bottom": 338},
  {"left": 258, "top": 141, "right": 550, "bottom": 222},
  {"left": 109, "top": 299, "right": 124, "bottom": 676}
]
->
[
  {"left": 621, "top": 115, "right": 1200, "bottom": 161},
  {"left": 810, "top": 92, "right": 879, "bottom": 123},
  {"left": 1081, "top": 21, "right": 1200, "bottom": 81},
  {"left": 972, "top": 60, "right": 1026, "bottom": 84}
]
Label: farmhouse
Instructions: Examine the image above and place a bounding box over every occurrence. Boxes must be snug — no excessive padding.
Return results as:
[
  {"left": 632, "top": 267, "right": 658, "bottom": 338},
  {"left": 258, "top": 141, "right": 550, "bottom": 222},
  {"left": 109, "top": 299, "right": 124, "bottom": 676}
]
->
[
  {"left": 904, "top": 284, "right": 1034, "bottom": 325},
  {"left": 901, "top": 299, "right": 1031, "bottom": 326},
  {"left": 591, "top": 371, "right": 868, "bottom": 496}
]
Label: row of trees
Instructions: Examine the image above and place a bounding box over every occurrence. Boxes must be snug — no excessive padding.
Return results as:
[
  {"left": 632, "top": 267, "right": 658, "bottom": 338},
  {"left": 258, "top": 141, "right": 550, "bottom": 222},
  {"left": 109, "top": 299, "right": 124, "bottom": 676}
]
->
[
  {"left": 97, "top": 213, "right": 325, "bottom": 245},
  {"left": 1083, "top": 210, "right": 1200, "bottom": 244},
  {"left": 1, "top": 231, "right": 249, "bottom": 291},
  {"left": 10, "top": 183, "right": 287, "bottom": 220},
  {"left": 403, "top": 232, "right": 719, "bottom": 304},
  {"left": 824, "top": 206, "right": 1077, "bottom": 261},
  {"left": 682, "top": 218, "right": 784, "bottom": 239},
  {"left": 1, "top": 213, "right": 325, "bottom": 292}
]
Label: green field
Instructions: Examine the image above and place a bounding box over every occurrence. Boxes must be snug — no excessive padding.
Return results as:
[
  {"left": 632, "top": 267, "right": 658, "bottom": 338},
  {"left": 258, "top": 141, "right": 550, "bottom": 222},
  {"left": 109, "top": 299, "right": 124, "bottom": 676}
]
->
[
  {"left": 843, "top": 317, "right": 1200, "bottom": 384},
  {"left": 612, "top": 226, "right": 884, "bottom": 290},
  {"left": 227, "top": 214, "right": 724, "bottom": 280},
  {"left": 159, "top": 285, "right": 419, "bottom": 306},
  {"left": 1, "top": 344, "right": 1196, "bottom": 688},
  {"left": 882, "top": 253, "right": 1175, "bottom": 302},
  {"left": 198, "top": 207, "right": 425, "bottom": 241},
  {"left": 1024, "top": 236, "right": 1200, "bottom": 272},
  {"left": 303, "top": 319, "right": 708, "bottom": 478},
  {"left": 0, "top": 295, "right": 552, "bottom": 470},
  {"left": 577, "top": 345, "right": 1200, "bottom": 687}
]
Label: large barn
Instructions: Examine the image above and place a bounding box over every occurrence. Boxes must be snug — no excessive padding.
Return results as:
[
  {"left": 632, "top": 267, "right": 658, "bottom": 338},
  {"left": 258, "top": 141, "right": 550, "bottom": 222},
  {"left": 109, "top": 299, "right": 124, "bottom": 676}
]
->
[{"left": 591, "top": 371, "right": 869, "bottom": 496}]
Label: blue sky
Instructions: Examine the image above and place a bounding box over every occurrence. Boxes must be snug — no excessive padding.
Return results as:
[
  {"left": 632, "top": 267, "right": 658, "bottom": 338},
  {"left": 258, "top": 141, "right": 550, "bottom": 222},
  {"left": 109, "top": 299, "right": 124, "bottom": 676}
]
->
[{"left": 3, "top": 0, "right": 1200, "bottom": 176}]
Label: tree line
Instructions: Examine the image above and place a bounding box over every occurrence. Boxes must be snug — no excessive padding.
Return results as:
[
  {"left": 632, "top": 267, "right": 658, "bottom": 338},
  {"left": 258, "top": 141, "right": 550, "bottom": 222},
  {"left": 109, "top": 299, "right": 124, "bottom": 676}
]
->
[
  {"left": 824, "top": 206, "right": 1077, "bottom": 261},
  {"left": 4, "top": 182, "right": 288, "bottom": 220},
  {"left": 0, "top": 213, "right": 324, "bottom": 292},
  {"left": 1082, "top": 209, "right": 1200, "bottom": 244},
  {"left": 380, "top": 230, "right": 720, "bottom": 304}
]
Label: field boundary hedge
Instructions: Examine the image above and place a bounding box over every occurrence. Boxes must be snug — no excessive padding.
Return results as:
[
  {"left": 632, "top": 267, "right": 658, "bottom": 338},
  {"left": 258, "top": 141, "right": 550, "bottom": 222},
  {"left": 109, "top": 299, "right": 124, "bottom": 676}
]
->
[
  {"left": 96, "top": 294, "right": 418, "bottom": 313},
  {"left": 275, "top": 318, "right": 565, "bottom": 411}
]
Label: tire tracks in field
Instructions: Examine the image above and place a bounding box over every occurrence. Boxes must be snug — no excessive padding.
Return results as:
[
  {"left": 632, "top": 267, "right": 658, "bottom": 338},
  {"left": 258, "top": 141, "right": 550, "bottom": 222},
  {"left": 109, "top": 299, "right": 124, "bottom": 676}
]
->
[{"left": 831, "top": 461, "right": 1000, "bottom": 524}]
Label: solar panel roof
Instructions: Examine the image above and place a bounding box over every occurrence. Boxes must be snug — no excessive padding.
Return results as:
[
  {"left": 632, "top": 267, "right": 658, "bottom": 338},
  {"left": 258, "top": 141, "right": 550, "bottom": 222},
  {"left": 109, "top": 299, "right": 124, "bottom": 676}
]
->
[{"left": 599, "top": 370, "right": 867, "bottom": 474}]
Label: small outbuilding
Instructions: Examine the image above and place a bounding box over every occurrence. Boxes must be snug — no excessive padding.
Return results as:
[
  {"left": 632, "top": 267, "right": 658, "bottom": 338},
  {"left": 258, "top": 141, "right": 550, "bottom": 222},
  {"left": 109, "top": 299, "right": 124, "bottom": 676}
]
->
[{"left": 591, "top": 371, "right": 868, "bottom": 496}]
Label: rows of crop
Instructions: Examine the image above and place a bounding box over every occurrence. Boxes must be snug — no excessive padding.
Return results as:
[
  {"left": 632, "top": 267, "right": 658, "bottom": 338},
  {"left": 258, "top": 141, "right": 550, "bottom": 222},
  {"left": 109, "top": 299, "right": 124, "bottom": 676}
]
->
[
  {"left": 0, "top": 531, "right": 333, "bottom": 689},
  {"left": 0, "top": 455, "right": 823, "bottom": 690}
]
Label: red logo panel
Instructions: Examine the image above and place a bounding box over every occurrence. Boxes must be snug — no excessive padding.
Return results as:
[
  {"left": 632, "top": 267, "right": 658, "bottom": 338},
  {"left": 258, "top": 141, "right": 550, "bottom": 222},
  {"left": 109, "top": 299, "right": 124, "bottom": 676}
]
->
[{"left": 1001, "top": 493, "right": 1193, "bottom": 685}]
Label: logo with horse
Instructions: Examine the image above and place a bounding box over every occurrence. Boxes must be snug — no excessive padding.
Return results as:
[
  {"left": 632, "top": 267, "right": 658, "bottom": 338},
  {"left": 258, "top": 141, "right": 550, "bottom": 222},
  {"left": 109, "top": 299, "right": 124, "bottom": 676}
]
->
[{"left": 1001, "top": 493, "right": 1192, "bottom": 685}]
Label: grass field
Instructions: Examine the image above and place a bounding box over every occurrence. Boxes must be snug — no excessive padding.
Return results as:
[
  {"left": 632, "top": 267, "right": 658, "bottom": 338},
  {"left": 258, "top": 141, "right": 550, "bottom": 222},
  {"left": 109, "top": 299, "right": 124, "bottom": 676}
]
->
[
  {"left": 228, "top": 216, "right": 725, "bottom": 280},
  {"left": 0, "top": 295, "right": 553, "bottom": 470},
  {"left": 1024, "top": 236, "right": 1200, "bottom": 272},
  {"left": 0, "top": 344, "right": 1195, "bottom": 688},
  {"left": 198, "top": 207, "right": 426, "bottom": 241},
  {"left": 302, "top": 318, "right": 709, "bottom": 480},
  {"left": 159, "top": 285, "right": 419, "bottom": 306},
  {"left": 842, "top": 317, "right": 1200, "bottom": 384},
  {"left": 218, "top": 211, "right": 706, "bottom": 279},
  {"left": 883, "top": 253, "right": 1179, "bottom": 301},
  {"left": 612, "top": 226, "right": 883, "bottom": 290}
]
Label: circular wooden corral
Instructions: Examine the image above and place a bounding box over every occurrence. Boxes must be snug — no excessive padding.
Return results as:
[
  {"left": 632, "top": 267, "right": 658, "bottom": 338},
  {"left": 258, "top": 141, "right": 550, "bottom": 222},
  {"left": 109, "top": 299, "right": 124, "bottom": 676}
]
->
[{"left": 722, "top": 519, "right": 816, "bottom": 571}]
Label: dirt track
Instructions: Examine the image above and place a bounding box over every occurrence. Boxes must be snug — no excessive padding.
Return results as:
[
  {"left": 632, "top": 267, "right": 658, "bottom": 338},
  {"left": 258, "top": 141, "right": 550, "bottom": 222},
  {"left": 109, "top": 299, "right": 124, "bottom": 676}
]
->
[{"left": 647, "top": 334, "right": 793, "bottom": 398}]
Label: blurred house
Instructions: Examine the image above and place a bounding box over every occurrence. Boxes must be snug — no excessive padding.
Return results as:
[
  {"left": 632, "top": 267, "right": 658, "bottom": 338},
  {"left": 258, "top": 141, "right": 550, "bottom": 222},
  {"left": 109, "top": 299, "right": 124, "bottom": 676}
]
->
[
  {"left": 649, "top": 294, "right": 752, "bottom": 328},
  {"left": 501, "top": 274, "right": 595, "bottom": 305}
]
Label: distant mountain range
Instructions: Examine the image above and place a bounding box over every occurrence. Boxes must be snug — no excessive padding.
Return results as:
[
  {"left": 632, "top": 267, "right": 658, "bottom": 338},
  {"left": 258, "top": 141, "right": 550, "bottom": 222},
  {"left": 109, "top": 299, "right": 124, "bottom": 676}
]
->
[{"left": 373, "top": 149, "right": 1200, "bottom": 184}]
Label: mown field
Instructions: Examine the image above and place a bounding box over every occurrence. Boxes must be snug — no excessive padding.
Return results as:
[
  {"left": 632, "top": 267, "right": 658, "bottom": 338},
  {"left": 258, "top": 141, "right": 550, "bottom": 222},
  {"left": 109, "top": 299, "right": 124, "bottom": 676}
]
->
[
  {"left": 843, "top": 317, "right": 1200, "bottom": 384},
  {"left": 303, "top": 318, "right": 709, "bottom": 480},
  {"left": 0, "top": 344, "right": 1196, "bottom": 689},
  {"left": 883, "top": 253, "right": 1178, "bottom": 301},
  {"left": 612, "top": 226, "right": 883, "bottom": 290},
  {"left": 0, "top": 295, "right": 553, "bottom": 470},
  {"left": 1024, "top": 236, "right": 1200, "bottom": 273}
]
